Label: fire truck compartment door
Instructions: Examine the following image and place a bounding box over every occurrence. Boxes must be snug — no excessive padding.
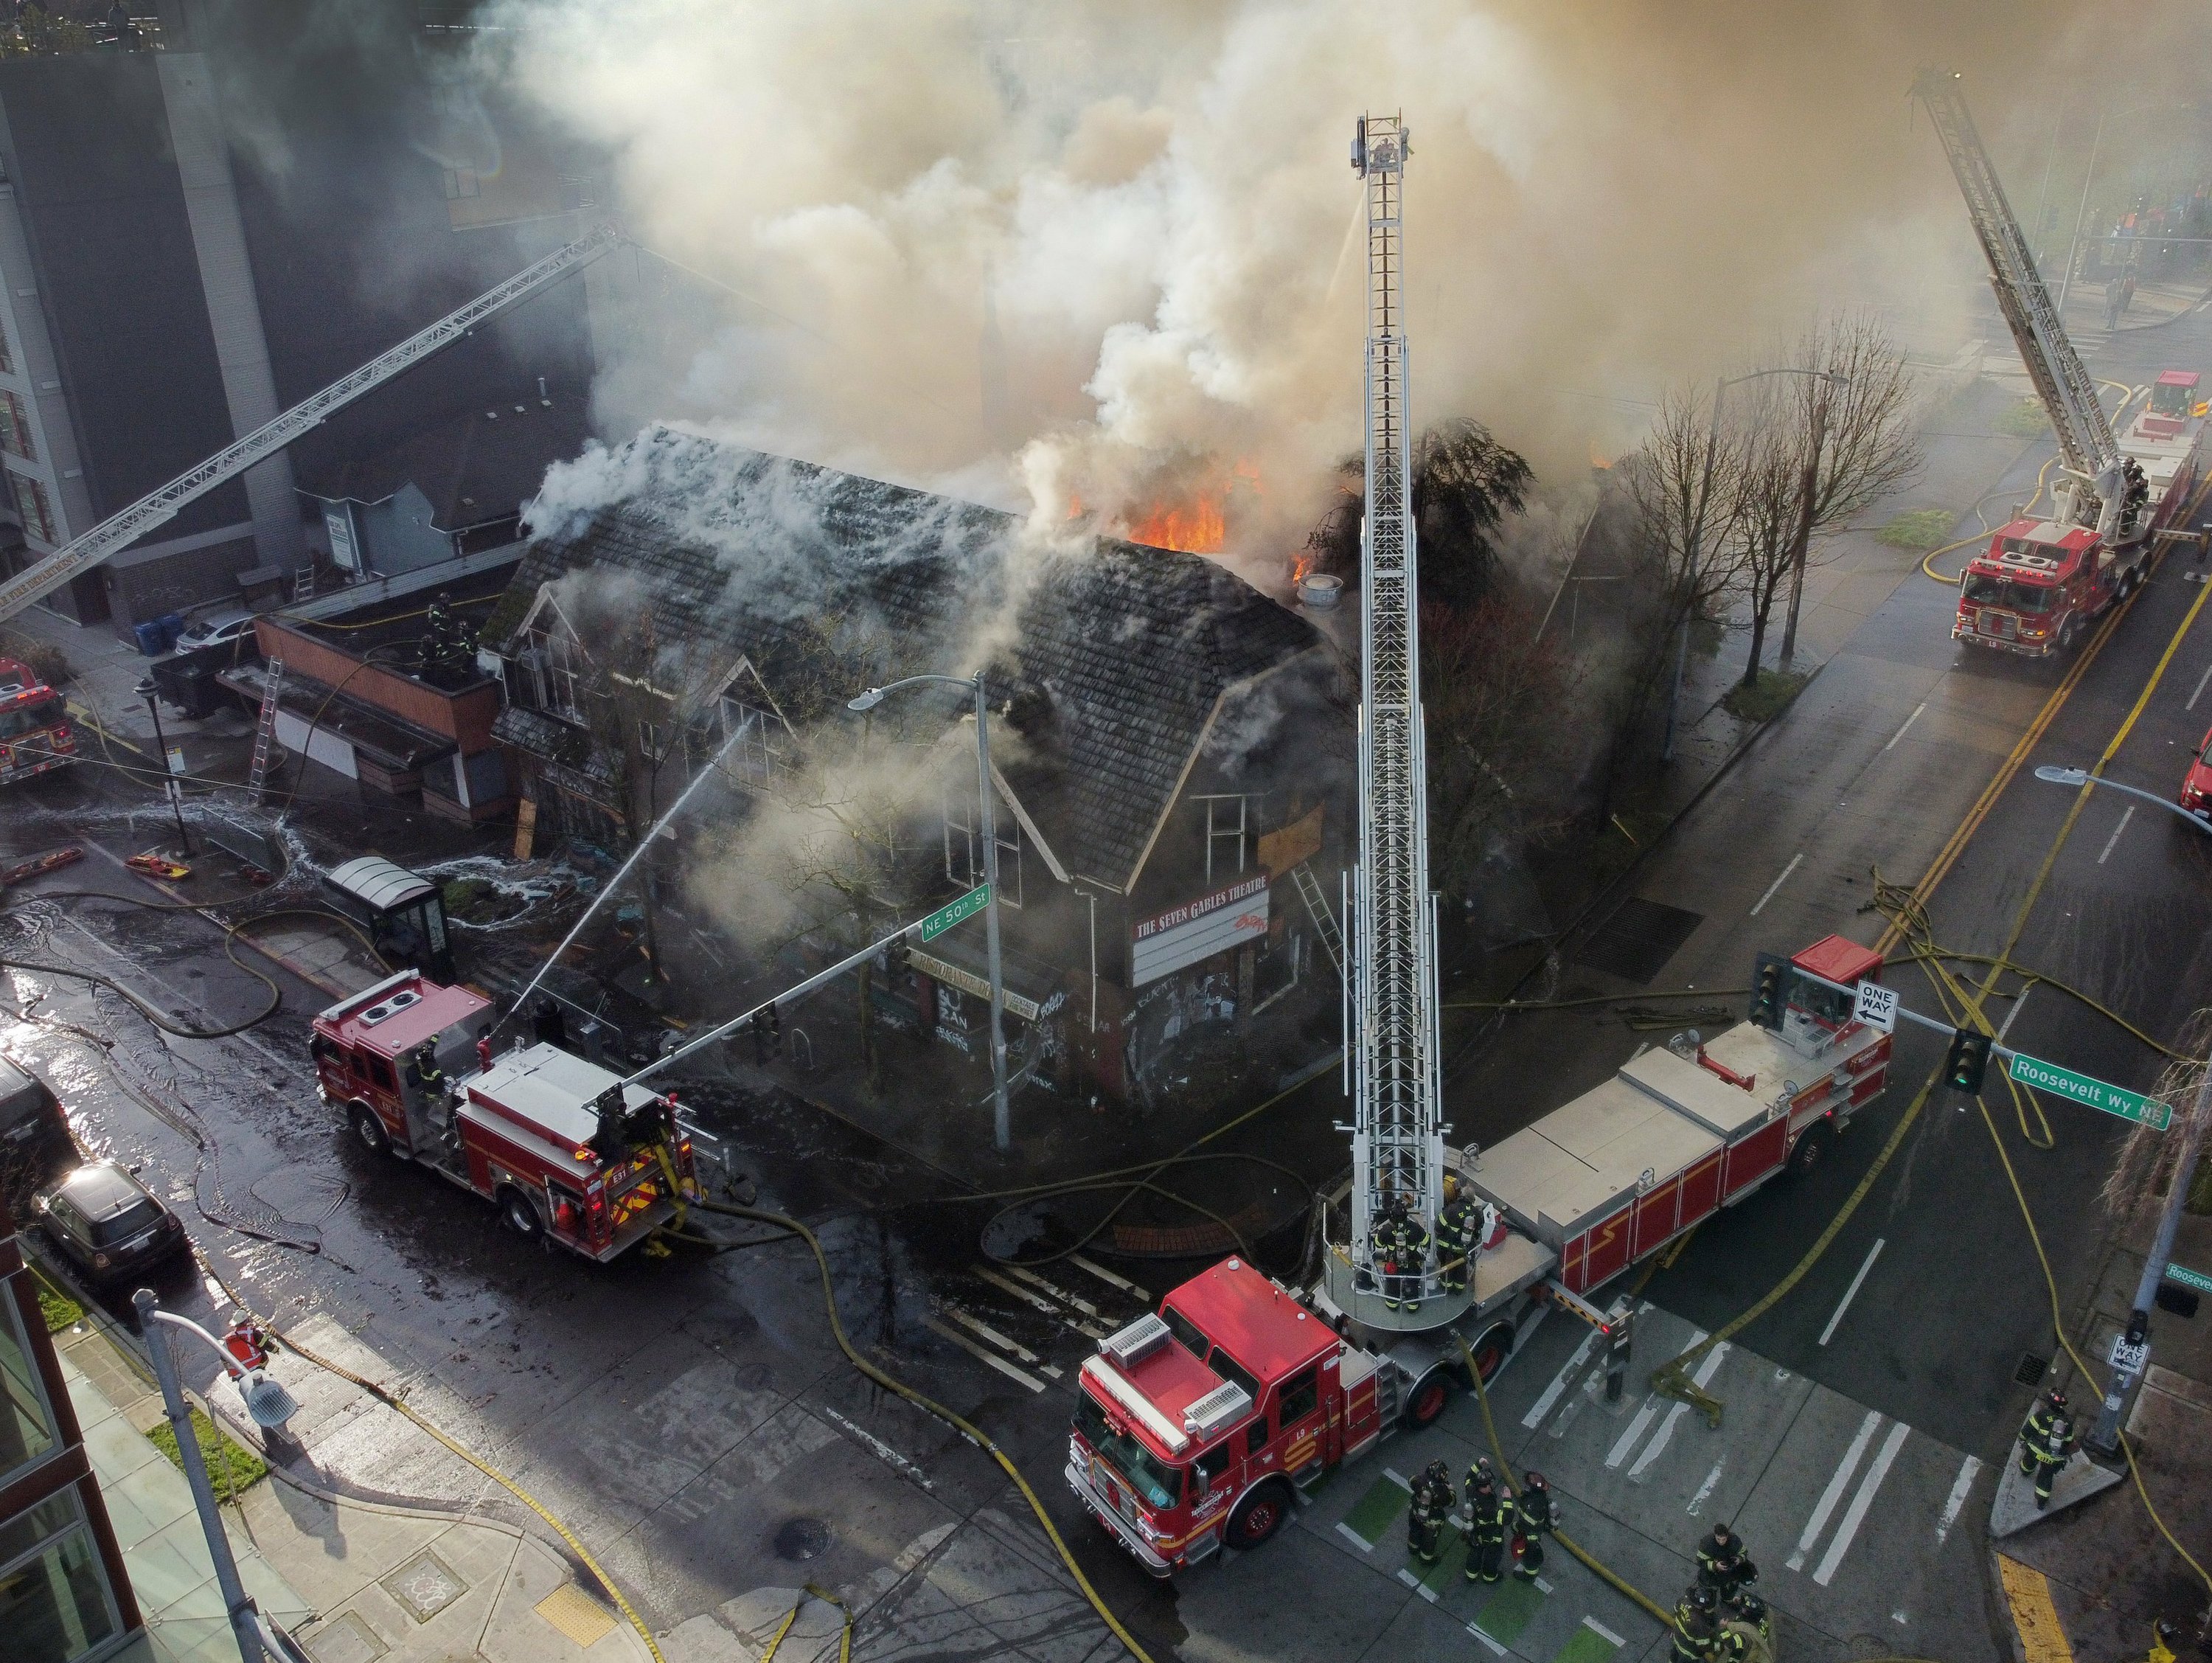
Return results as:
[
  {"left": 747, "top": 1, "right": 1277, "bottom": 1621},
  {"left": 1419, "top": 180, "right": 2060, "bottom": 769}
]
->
[
  {"left": 1620, "top": 1046, "right": 1771, "bottom": 1139},
  {"left": 1470, "top": 1229, "right": 1553, "bottom": 1310},
  {"left": 1721, "top": 1117, "right": 1790, "bottom": 1199}
]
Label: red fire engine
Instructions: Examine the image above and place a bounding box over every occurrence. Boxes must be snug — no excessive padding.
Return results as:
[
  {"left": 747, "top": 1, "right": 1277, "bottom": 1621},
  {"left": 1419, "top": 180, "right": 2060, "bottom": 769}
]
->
[
  {"left": 309, "top": 971, "right": 695, "bottom": 1260},
  {"left": 0, "top": 656, "right": 74, "bottom": 785},
  {"left": 1068, "top": 937, "right": 1890, "bottom": 1575},
  {"left": 1956, "top": 374, "right": 2207, "bottom": 657}
]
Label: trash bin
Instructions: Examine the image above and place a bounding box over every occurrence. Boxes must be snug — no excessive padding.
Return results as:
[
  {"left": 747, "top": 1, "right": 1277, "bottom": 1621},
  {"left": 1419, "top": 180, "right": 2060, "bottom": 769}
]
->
[
  {"left": 154, "top": 612, "right": 184, "bottom": 651},
  {"left": 133, "top": 619, "right": 167, "bottom": 656}
]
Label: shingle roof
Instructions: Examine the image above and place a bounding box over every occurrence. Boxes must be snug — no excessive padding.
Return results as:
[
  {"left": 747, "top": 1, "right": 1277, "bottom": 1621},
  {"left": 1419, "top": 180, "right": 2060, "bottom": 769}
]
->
[{"left": 493, "top": 427, "right": 1320, "bottom": 889}]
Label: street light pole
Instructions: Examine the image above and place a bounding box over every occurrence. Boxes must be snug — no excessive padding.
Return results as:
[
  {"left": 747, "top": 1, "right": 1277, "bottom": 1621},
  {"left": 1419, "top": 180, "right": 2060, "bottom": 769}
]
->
[
  {"left": 2031, "top": 765, "right": 2212, "bottom": 834},
  {"left": 134, "top": 676, "right": 191, "bottom": 855},
  {"left": 2085, "top": 1066, "right": 2212, "bottom": 1457},
  {"left": 133, "top": 1288, "right": 265, "bottom": 1663},
  {"left": 849, "top": 673, "right": 1011, "bottom": 1151}
]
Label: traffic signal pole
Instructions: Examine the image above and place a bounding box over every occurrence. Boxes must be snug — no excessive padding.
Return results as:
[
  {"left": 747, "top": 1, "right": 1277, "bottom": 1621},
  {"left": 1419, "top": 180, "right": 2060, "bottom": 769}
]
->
[{"left": 2084, "top": 1066, "right": 2212, "bottom": 1457}]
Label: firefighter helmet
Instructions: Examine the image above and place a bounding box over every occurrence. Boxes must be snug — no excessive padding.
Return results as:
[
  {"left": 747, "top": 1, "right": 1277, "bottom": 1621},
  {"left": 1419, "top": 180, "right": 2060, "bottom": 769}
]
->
[
  {"left": 2045, "top": 1387, "right": 2069, "bottom": 1414},
  {"left": 1523, "top": 1471, "right": 1548, "bottom": 1492},
  {"left": 1728, "top": 1589, "right": 1767, "bottom": 1622},
  {"left": 1688, "top": 1586, "right": 1717, "bottom": 1614}
]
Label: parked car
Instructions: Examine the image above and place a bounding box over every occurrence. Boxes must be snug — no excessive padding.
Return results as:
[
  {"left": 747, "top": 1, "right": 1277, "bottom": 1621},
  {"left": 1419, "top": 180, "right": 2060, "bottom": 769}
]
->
[
  {"left": 173, "top": 608, "right": 257, "bottom": 653},
  {"left": 33, "top": 1161, "right": 187, "bottom": 1282},
  {"left": 2183, "top": 725, "right": 2212, "bottom": 816},
  {"left": 0, "top": 1055, "right": 69, "bottom": 1195}
]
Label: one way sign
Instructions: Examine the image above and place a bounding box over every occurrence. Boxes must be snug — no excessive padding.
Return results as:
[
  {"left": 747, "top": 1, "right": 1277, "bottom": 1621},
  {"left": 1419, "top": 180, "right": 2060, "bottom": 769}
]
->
[{"left": 1852, "top": 979, "right": 1899, "bottom": 1034}]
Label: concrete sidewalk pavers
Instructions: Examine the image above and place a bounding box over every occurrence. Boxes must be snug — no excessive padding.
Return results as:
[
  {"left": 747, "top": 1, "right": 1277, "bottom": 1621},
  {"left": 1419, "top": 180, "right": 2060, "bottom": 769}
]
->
[{"left": 55, "top": 1302, "right": 652, "bottom": 1663}]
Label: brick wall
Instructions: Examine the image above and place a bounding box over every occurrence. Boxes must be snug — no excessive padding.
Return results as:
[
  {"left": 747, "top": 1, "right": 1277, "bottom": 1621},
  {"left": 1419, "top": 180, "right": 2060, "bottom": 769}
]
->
[{"left": 254, "top": 616, "right": 502, "bottom": 749}]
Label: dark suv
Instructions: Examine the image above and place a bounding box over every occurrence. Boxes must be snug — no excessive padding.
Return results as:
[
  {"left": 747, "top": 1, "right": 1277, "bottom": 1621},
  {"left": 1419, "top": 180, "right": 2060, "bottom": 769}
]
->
[
  {"left": 0, "top": 1055, "right": 69, "bottom": 1198},
  {"left": 34, "top": 1162, "right": 187, "bottom": 1282}
]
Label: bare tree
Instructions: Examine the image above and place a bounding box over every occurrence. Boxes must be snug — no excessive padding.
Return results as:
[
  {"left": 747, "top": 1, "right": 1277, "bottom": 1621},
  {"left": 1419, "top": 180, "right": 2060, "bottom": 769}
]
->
[
  {"left": 1775, "top": 313, "right": 1924, "bottom": 666},
  {"left": 1728, "top": 402, "right": 1809, "bottom": 690},
  {"left": 1619, "top": 386, "right": 1755, "bottom": 739}
]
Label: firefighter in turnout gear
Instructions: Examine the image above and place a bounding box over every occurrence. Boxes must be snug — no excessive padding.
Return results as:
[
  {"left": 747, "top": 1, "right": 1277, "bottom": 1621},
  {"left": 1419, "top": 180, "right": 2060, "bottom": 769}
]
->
[
  {"left": 1695, "top": 1522, "right": 1753, "bottom": 1597},
  {"left": 1723, "top": 1589, "right": 1775, "bottom": 1663},
  {"left": 1434, "top": 1176, "right": 1478, "bottom": 1295},
  {"left": 1512, "top": 1471, "right": 1554, "bottom": 1582},
  {"left": 2017, "top": 1386, "right": 2075, "bottom": 1507},
  {"left": 1670, "top": 1586, "right": 1719, "bottom": 1663},
  {"left": 1375, "top": 1195, "right": 1430, "bottom": 1313},
  {"left": 1463, "top": 1459, "right": 1509, "bottom": 1583},
  {"left": 1407, "top": 1460, "right": 1452, "bottom": 1565}
]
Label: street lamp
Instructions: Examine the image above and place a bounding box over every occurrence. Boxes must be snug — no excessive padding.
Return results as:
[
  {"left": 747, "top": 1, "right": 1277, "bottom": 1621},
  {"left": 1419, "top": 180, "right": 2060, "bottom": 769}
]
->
[
  {"left": 2031, "top": 764, "right": 2212, "bottom": 833},
  {"left": 848, "top": 673, "right": 1011, "bottom": 1152},
  {"left": 1660, "top": 367, "right": 1848, "bottom": 762},
  {"left": 133, "top": 676, "right": 191, "bottom": 855}
]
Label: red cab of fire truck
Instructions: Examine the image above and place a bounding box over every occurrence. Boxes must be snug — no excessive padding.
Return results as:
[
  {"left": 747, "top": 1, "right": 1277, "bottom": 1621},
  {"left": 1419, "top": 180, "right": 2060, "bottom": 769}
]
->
[
  {"left": 309, "top": 971, "right": 695, "bottom": 1260},
  {"left": 1954, "top": 369, "right": 2206, "bottom": 657},
  {"left": 0, "top": 656, "right": 74, "bottom": 785},
  {"left": 1068, "top": 937, "right": 1891, "bottom": 1575}
]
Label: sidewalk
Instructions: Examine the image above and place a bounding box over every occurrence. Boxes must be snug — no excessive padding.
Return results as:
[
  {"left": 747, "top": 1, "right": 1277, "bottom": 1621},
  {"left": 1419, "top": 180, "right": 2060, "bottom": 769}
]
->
[{"left": 54, "top": 1299, "right": 654, "bottom": 1663}]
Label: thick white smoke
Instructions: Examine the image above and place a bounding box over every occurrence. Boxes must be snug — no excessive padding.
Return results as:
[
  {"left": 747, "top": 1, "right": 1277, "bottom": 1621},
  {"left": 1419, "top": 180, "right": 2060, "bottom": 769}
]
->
[{"left": 484, "top": 0, "right": 2201, "bottom": 558}]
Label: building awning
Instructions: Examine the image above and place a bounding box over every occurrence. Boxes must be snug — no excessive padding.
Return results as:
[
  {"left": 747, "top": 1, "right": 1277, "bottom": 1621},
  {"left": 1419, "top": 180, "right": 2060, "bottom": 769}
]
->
[{"left": 324, "top": 856, "right": 437, "bottom": 914}]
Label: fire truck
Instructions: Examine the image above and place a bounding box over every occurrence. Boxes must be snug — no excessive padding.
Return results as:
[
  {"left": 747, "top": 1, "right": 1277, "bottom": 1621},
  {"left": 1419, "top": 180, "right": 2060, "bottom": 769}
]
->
[
  {"left": 0, "top": 656, "right": 75, "bottom": 785},
  {"left": 1955, "top": 374, "right": 2207, "bottom": 658},
  {"left": 309, "top": 971, "right": 695, "bottom": 1260},
  {"left": 1914, "top": 74, "right": 2208, "bottom": 659},
  {"left": 1067, "top": 937, "right": 1891, "bottom": 1575}
]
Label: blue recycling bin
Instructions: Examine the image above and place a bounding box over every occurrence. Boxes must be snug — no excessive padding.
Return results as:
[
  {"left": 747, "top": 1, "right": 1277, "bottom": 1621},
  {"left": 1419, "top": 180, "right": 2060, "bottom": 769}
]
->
[
  {"left": 133, "top": 619, "right": 167, "bottom": 656},
  {"left": 154, "top": 612, "right": 184, "bottom": 650}
]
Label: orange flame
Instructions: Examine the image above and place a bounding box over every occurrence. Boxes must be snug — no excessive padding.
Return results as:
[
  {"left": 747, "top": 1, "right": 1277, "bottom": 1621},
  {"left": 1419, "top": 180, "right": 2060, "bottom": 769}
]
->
[
  {"left": 1289, "top": 551, "right": 1316, "bottom": 585},
  {"left": 1124, "top": 496, "right": 1226, "bottom": 554}
]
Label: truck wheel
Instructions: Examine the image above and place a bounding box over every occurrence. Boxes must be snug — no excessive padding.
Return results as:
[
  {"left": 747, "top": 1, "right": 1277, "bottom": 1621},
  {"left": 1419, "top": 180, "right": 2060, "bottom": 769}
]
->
[
  {"left": 499, "top": 1187, "right": 544, "bottom": 1240},
  {"left": 1224, "top": 1481, "right": 1293, "bottom": 1550},
  {"left": 348, "top": 1103, "right": 390, "bottom": 1156},
  {"left": 1404, "top": 1367, "right": 1453, "bottom": 1428},
  {"left": 1787, "top": 1120, "right": 1834, "bottom": 1178},
  {"left": 2058, "top": 617, "right": 2081, "bottom": 652},
  {"left": 1467, "top": 1323, "right": 1515, "bottom": 1384}
]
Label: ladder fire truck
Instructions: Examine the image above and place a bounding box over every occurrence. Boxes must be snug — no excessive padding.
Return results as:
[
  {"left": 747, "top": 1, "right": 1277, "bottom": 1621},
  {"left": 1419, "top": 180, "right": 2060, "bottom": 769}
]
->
[
  {"left": 1066, "top": 114, "right": 1894, "bottom": 1575},
  {"left": 0, "top": 656, "right": 75, "bottom": 785},
  {"left": 309, "top": 971, "right": 696, "bottom": 1261},
  {"left": 1915, "top": 71, "right": 2207, "bottom": 658}
]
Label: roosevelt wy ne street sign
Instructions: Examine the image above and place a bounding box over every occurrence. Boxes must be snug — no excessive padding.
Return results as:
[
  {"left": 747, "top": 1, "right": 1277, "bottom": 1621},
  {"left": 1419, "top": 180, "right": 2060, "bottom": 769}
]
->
[
  {"left": 919, "top": 883, "right": 990, "bottom": 942},
  {"left": 2007, "top": 1052, "right": 2171, "bottom": 1130}
]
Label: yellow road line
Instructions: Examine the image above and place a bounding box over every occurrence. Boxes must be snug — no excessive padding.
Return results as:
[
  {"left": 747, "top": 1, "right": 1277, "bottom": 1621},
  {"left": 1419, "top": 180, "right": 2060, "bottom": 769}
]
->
[{"left": 1997, "top": 1554, "right": 2075, "bottom": 1663}]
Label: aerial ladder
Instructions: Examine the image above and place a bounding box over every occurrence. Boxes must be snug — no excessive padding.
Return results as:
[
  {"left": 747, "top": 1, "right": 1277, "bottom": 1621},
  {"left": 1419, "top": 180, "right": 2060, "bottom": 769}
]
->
[
  {"left": 0, "top": 222, "right": 623, "bottom": 626},
  {"left": 1324, "top": 114, "right": 1456, "bottom": 1330},
  {"left": 1912, "top": 69, "right": 2131, "bottom": 540}
]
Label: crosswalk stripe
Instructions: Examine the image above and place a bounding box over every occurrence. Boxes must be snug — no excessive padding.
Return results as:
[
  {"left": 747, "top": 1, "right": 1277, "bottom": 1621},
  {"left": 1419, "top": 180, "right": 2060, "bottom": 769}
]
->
[
  {"left": 1787, "top": 1409, "right": 1880, "bottom": 1572},
  {"left": 1629, "top": 1343, "right": 1730, "bottom": 1479},
  {"left": 1523, "top": 1329, "right": 1600, "bottom": 1428},
  {"left": 1605, "top": 1328, "right": 1705, "bottom": 1468},
  {"left": 1814, "top": 1420, "right": 1911, "bottom": 1586},
  {"left": 1935, "top": 1454, "right": 1983, "bottom": 1546}
]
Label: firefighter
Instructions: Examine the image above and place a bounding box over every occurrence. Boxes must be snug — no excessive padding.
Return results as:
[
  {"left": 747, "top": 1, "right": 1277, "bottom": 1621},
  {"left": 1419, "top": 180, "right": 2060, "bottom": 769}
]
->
[
  {"left": 408, "top": 1041, "right": 446, "bottom": 1100},
  {"left": 1722, "top": 1589, "right": 1775, "bottom": 1663},
  {"left": 476, "top": 1026, "right": 495, "bottom": 1072},
  {"left": 2017, "top": 1386, "right": 2074, "bottom": 1507},
  {"left": 1434, "top": 1176, "right": 1478, "bottom": 1295},
  {"left": 1463, "top": 1459, "right": 1509, "bottom": 1583},
  {"left": 1407, "top": 1460, "right": 1451, "bottom": 1566},
  {"left": 1669, "top": 1587, "right": 1719, "bottom": 1663},
  {"left": 1695, "top": 1521, "right": 1753, "bottom": 1597},
  {"left": 1512, "top": 1469, "right": 1554, "bottom": 1582},
  {"left": 220, "top": 1310, "right": 272, "bottom": 1373},
  {"left": 1377, "top": 1196, "right": 1430, "bottom": 1313}
]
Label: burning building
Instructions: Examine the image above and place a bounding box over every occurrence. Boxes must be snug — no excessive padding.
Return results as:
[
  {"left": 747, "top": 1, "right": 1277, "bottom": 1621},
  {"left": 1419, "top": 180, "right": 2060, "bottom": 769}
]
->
[{"left": 483, "top": 426, "right": 1348, "bottom": 1104}]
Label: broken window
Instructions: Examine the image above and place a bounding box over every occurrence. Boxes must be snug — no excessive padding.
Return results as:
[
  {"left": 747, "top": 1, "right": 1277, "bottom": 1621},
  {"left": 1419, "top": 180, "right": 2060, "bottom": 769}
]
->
[
  {"left": 518, "top": 605, "right": 589, "bottom": 723},
  {"left": 944, "top": 792, "right": 1021, "bottom": 907},
  {"left": 1193, "top": 795, "right": 1249, "bottom": 883},
  {"left": 717, "top": 695, "right": 790, "bottom": 785}
]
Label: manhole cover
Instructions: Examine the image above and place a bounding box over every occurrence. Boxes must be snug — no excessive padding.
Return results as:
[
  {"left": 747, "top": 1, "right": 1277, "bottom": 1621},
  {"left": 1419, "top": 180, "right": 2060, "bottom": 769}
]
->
[
  {"left": 2014, "top": 1352, "right": 2050, "bottom": 1386},
  {"left": 383, "top": 1549, "right": 468, "bottom": 1623},
  {"left": 304, "top": 1613, "right": 386, "bottom": 1663},
  {"left": 1575, "top": 898, "right": 1705, "bottom": 985},
  {"left": 774, "top": 1517, "right": 834, "bottom": 1561}
]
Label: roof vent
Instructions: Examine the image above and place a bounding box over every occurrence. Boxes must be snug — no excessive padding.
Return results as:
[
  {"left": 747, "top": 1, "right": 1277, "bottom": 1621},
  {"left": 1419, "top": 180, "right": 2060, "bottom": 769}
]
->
[
  {"left": 1099, "top": 1312, "right": 1171, "bottom": 1368},
  {"left": 359, "top": 990, "right": 422, "bottom": 1026},
  {"left": 1181, "top": 1380, "right": 1253, "bottom": 1438}
]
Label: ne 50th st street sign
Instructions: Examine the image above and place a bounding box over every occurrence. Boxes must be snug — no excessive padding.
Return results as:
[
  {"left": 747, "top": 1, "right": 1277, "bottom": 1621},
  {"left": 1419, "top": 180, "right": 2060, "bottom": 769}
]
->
[
  {"left": 919, "top": 884, "right": 990, "bottom": 942},
  {"left": 2007, "top": 1052, "right": 2171, "bottom": 1130}
]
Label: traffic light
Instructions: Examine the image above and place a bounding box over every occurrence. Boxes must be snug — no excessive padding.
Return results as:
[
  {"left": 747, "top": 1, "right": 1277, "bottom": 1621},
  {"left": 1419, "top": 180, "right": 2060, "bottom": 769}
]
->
[
  {"left": 1943, "top": 1027, "right": 1992, "bottom": 1094},
  {"left": 887, "top": 934, "right": 911, "bottom": 979},
  {"left": 1749, "top": 952, "right": 1791, "bottom": 1030},
  {"left": 766, "top": 1001, "right": 784, "bottom": 1057}
]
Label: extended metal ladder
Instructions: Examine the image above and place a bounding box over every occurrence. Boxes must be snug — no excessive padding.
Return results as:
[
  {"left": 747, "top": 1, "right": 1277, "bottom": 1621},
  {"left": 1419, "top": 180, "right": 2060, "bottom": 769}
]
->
[
  {"left": 246, "top": 659, "right": 284, "bottom": 800},
  {"left": 291, "top": 563, "right": 316, "bottom": 603},
  {"left": 1290, "top": 861, "right": 1344, "bottom": 973}
]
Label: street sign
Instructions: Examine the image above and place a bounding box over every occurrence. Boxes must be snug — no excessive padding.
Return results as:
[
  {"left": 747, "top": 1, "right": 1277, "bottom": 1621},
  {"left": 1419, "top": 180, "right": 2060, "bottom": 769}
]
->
[
  {"left": 2006, "top": 1052, "right": 2171, "bottom": 1129},
  {"left": 2166, "top": 1263, "right": 2212, "bottom": 1296},
  {"left": 919, "top": 883, "right": 990, "bottom": 942},
  {"left": 2109, "top": 1333, "right": 2149, "bottom": 1375},
  {"left": 1851, "top": 980, "right": 1899, "bottom": 1034}
]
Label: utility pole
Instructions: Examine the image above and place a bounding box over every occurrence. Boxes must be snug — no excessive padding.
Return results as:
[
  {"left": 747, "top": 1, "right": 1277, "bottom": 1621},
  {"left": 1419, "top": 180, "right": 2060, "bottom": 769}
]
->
[{"left": 2085, "top": 1066, "right": 2212, "bottom": 1457}]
